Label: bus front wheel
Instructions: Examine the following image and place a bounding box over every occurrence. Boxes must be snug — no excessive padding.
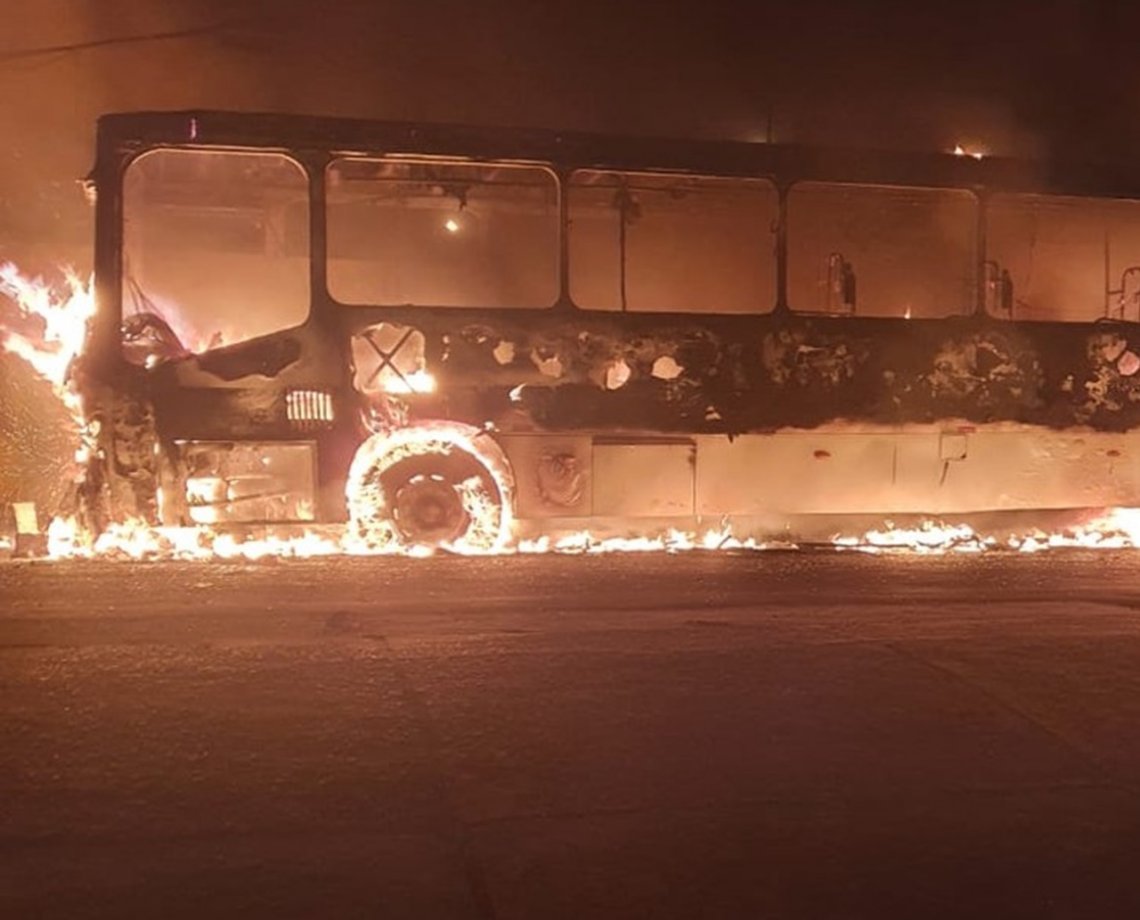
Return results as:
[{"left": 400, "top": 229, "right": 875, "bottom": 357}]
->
[{"left": 345, "top": 423, "right": 515, "bottom": 554}]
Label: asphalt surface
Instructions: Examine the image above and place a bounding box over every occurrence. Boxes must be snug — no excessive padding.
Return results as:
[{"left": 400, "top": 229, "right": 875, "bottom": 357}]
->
[{"left": 2, "top": 549, "right": 1140, "bottom": 919}]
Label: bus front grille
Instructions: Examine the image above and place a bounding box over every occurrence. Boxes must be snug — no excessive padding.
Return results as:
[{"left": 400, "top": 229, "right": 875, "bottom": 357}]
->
[{"left": 286, "top": 389, "right": 334, "bottom": 429}]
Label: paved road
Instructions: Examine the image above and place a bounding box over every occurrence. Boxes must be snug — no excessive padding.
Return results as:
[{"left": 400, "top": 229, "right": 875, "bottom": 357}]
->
[{"left": 2, "top": 550, "right": 1140, "bottom": 919}]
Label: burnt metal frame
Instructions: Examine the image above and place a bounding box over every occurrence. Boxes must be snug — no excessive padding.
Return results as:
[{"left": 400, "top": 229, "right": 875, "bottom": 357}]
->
[
  {"left": 97, "top": 111, "right": 1140, "bottom": 344},
  {"left": 95, "top": 110, "right": 1140, "bottom": 198},
  {"left": 89, "top": 110, "right": 1140, "bottom": 389},
  {"left": 81, "top": 110, "right": 1140, "bottom": 531},
  {"left": 92, "top": 111, "right": 1140, "bottom": 348}
]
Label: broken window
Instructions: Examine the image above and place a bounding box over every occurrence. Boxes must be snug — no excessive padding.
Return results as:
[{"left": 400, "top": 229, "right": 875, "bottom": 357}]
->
[
  {"left": 351, "top": 322, "right": 431, "bottom": 395},
  {"left": 568, "top": 171, "right": 777, "bottom": 313},
  {"left": 122, "top": 149, "right": 310, "bottom": 360},
  {"left": 326, "top": 159, "right": 559, "bottom": 308},
  {"left": 986, "top": 194, "right": 1140, "bottom": 322},
  {"left": 787, "top": 182, "right": 977, "bottom": 318}
]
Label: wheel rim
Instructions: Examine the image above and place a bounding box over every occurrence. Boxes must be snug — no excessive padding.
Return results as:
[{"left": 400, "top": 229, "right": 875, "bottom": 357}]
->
[{"left": 391, "top": 473, "right": 468, "bottom": 544}]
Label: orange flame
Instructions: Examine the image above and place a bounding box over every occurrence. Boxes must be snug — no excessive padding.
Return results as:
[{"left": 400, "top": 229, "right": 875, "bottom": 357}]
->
[
  {"left": 344, "top": 421, "right": 515, "bottom": 554},
  {"left": 31, "top": 508, "right": 1140, "bottom": 562},
  {"left": 831, "top": 508, "right": 1140, "bottom": 554},
  {"left": 1, "top": 263, "right": 94, "bottom": 416}
]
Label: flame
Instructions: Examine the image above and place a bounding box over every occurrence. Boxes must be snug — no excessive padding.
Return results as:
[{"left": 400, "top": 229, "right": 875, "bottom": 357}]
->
[
  {"left": 38, "top": 515, "right": 775, "bottom": 560},
  {"left": 1, "top": 264, "right": 98, "bottom": 512},
  {"left": 830, "top": 508, "right": 1140, "bottom": 554},
  {"left": 952, "top": 144, "right": 985, "bottom": 160},
  {"left": 28, "top": 507, "right": 1140, "bottom": 562},
  {"left": 344, "top": 421, "right": 515, "bottom": 554},
  {"left": 379, "top": 369, "right": 436, "bottom": 395},
  {"left": 517, "top": 526, "right": 765, "bottom": 554},
  {"left": 0, "top": 263, "right": 94, "bottom": 425},
  {"left": 44, "top": 515, "right": 347, "bottom": 561}
]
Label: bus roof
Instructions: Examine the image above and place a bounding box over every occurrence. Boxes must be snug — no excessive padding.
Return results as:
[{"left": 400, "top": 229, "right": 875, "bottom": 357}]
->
[{"left": 95, "top": 109, "right": 1140, "bottom": 199}]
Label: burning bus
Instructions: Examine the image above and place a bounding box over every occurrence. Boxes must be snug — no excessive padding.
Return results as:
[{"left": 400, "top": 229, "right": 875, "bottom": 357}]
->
[{"left": 61, "top": 110, "right": 1140, "bottom": 551}]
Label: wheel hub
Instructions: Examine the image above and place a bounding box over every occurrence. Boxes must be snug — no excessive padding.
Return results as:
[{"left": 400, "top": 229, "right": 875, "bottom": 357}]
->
[{"left": 392, "top": 474, "right": 467, "bottom": 544}]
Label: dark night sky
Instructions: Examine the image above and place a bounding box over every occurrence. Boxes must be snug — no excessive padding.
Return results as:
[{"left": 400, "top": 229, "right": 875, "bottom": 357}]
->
[{"left": 1, "top": 0, "right": 1138, "bottom": 272}]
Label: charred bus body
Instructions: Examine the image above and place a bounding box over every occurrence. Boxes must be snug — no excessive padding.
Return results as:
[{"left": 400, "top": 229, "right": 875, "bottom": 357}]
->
[{"left": 78, "top": 110, "right": 1140, "bottom": 547}]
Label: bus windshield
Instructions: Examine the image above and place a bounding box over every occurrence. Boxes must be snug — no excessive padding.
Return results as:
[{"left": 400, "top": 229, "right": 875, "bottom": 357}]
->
[{"left": 122, "top": 148, "right": 310, "bottom": 359}]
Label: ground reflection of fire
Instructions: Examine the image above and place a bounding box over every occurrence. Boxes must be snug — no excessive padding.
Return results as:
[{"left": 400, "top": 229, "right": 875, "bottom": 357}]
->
[{"left": 6, "top": 263, "right": 1140, "bottom": 561}]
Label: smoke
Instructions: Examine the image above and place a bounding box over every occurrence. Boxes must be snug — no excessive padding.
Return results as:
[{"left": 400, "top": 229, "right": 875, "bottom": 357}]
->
[
  {"left": 0, "top": 1, "right": 1131, "bottom": 309},
  {"left": 5, "top": 0, "right": 1121, "bottom": 277}
]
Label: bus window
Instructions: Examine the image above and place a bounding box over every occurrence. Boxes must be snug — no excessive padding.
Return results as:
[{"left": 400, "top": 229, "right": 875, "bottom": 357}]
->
[
  {"left": 568, "top": 171, "right": 776, "bottom": 314},
  {"left": 122, "top": 149, "right": 310, "bottom": 359},
  {"left": 788, "top": 183, "right": 977, "bottom": 318},
  {"left": 986, "top": 194, "right": 1140, "bottom": 322},
  {"left": 327, "top": 159, "right": 559, "bottom": 309}
]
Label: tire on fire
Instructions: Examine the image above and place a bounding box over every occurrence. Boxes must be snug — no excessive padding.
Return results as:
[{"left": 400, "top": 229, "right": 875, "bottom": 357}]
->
[{"left": 345, "top": 422, "right": 515, "bottom": 553}]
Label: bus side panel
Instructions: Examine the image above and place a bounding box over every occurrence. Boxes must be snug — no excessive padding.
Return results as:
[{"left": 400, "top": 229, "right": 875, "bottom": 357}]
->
[
  {"left": 498, "top": 434, "right": 593, "bottom": 520},
  {"left": 696, "top": 432, "right": 903, "bottom": 516},
  {"left": 920, "top": 430, "right": 1140, "bottom": 512},
  {"left": 591, "top": 440, "right": 695, "bottom": 517},
  {"left": 694, "top": 430, "right": 1140, "bottom": 517},
  {"left": 499, "top": 434, "right": 696, "bottom": 519}
]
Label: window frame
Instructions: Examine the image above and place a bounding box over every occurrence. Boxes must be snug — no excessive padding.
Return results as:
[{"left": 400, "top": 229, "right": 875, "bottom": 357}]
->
[
  {"left": 785, "top": 179, "right": 981, "bottom": 320},
  {"left": 566, "top": 167, "right": 780, "bottom": 316},
  {"left": 120, "top": 145, "right": 314, "bottom": 356},
  {"left": 983, "top": 190, "right": 1140, "bottom": 323},
  {"left": 324, "top": 154, "right": 563, "bottom": 311}
]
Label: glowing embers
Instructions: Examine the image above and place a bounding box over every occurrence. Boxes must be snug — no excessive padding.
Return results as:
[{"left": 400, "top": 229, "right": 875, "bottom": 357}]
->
[
  {"left": 952, "top": 144, "right": 985, "bottom": 160},
  {"left": 286, "top": 389, "right": 335, "bottom": 428},
  {"left": 345, "top": 421, "right": 515, "bottom": 554},
  {"left": 518, "top": 526, "right": 765, "bottom": 554},
  {"left": 352, "top": 322, "right": 436, "bottom": 395},
  {"left": 177, "top": 441, "right": 316, "bottom": 525}
]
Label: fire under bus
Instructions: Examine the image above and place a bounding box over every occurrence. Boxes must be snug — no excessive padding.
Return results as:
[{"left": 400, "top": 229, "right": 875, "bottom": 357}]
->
[{"left": 75, "top": 111, "right": 1140, "bottom": 552}]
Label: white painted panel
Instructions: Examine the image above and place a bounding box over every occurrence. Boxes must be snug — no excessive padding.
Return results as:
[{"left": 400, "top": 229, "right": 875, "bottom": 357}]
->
[
  {"left": 503, "top": 428, "right": 1140, "bottom": 520},
  {"left": 927, "top": 431, "right": 1140, "bottom": 511},
  {"left": 696, "top": 428, "right": 1140, "bottom": 516},
  {"left": 593, "top": 441, "right": 695, "bottom": 517},
  {"left": 696, "top": 433, "right": 901, "bottom": 515}
]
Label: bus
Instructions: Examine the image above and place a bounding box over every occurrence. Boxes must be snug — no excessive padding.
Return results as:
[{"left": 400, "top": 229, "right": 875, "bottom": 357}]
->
[{"left": 76, "top": 110, "right": 1140, "bottom": 550}]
